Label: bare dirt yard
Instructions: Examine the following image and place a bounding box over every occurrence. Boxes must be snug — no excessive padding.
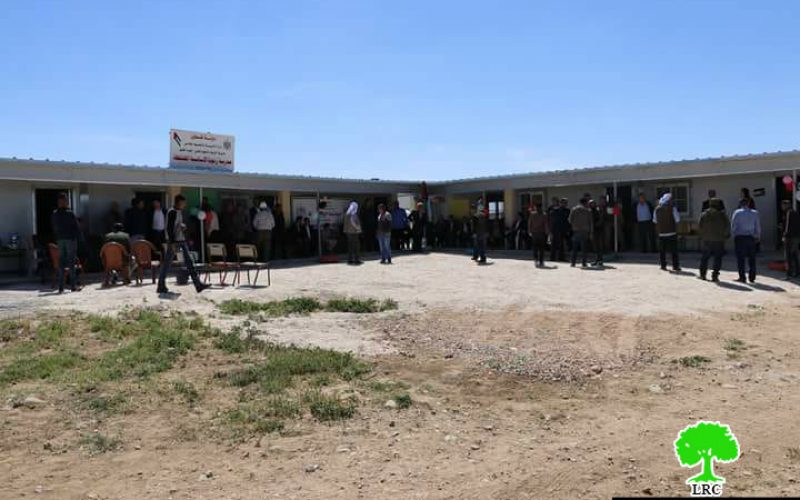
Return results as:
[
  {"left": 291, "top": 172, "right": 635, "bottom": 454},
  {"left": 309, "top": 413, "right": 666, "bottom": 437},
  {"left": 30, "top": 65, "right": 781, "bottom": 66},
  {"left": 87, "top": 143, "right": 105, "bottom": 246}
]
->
[{"left": 1, "top": 251, "right": 800, "bottom": 500}]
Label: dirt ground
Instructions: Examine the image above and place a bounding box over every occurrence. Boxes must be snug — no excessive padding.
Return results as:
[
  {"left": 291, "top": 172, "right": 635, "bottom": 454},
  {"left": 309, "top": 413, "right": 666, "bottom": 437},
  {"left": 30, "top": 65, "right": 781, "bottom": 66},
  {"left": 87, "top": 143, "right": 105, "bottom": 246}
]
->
[{"left": 1, "top": 251, "right": 800, "bottom": 499}]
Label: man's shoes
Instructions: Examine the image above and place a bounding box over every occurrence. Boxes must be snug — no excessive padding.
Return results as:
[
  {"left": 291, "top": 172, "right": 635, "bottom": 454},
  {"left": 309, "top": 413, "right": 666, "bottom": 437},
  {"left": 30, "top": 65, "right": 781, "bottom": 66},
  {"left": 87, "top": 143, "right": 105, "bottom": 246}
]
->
[
  {"left": 58, "top": 287, "right": 64, "bottom": 294},
  {"left": 380, "top": 259, "right": 386, "bottom": 264},
  {"left": 71, "top": 285, "right": 82, "bottom": 292},
  {"left": 673, "top": 267, "right": 682, "bottom": 272},
  {"left": 735, "top": 277, "right": 747, "bottom": 283},
  {"left": 195, "top": 283, "right": 211, "bottom": 293},
  {"left": 712, "top": 274, "right": 720, "bottom": 282},
  {"left": 660, "top": 266, "right": 668, "bottom": 271},
  {"left": 157, "top": 286, "right": 169, "bottom": 294},
  {"left": 699, "top": 274, "right": 707, "bottom": 281},
  {"left": 570, "top": 263, "right": 576, "bottom": 268},
  {"left": 478, "top": 258, "right": 487, "bottom": 264},
  {"left": 387, "top": 259, "right": 392, "bottom": 264},
  {"left": 748, "top": 277, "right": 756, "bottom": 283}
]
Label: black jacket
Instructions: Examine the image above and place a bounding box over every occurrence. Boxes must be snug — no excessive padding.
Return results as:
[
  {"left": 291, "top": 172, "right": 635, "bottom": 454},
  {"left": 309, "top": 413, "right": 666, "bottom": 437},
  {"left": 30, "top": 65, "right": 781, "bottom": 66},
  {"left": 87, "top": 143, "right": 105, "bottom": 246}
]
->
[{"left": 51, "top": 208, "right": 80, "bottom": 240}]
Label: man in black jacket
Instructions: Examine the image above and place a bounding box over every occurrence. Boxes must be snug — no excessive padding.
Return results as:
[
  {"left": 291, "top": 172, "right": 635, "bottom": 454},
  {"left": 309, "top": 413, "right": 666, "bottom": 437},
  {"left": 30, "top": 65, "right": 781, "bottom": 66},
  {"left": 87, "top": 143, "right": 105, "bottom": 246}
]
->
[
  {"left": 156, "top": 194, "right": 210, "bottom": 295},
  {"left": 51, "top": 193, "right": 82, "bottom": 293},
  {"left": 782, "top": 200, "right": 800, "bottom": 279},
  {"left": 548, "top": 198, "right": 570, "bottom": 262}
]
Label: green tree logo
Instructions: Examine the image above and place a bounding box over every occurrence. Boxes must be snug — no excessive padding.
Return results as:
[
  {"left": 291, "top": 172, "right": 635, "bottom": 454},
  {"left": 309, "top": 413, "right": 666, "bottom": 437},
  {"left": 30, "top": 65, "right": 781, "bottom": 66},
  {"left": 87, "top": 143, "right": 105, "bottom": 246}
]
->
[{"left": 674, "top": 421, "right": 740, "bottom": 484}]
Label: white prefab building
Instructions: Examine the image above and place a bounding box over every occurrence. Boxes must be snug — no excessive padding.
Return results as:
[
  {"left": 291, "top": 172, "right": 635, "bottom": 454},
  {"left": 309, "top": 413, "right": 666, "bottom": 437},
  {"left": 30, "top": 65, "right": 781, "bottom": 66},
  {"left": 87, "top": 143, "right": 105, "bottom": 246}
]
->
[{"left": 0, "top": 150, "right": 797, "bottom": 273}]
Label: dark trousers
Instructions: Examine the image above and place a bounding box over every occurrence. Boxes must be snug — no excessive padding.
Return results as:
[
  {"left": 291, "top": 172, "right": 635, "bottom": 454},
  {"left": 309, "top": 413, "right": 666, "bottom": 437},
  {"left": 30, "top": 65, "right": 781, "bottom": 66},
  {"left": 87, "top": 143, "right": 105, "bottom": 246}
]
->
[
  {"left": 593, "top": 230, "right": 605, "bottom": 263},
  {"left": 157, "top": 241, "right": 203, "bottom": 291},
  {"left": 785, "top": 237, "right": 800, "bottom": 277},
  {"left": 531, "top": 233, "right": 546, "bottom": 265},
  {"left": 571, "top": 231, "right": 590, "bottom": 266},
  {"left": 346, "top": 233, "right": 361, "bottom": 263},
  {"left": 56, "top": 239, "right": 77, "bottom": 290},
  {"left": 638, "top": 221, "right": 654, "bottom": 252},
  {"left": 257, "top": 230, "right": 272, "bottom": 262},
  {"left": 473, "top": 235, "right": 487, "bottom": 262},
  {"left": 734, "top": 235, "right": 757, "bottom": 281},
  {"left": 550, "top": 231, "right": 566, "bottom": 261},
  {"left": 699, "top": 241, "right": 725, "bottom": 278},
  {"left": 271, "top": 231, "right": 287, "bottom": 259},
  {"left": 411, "top": 229, "right": 423, "bottom": 252},
  {"left": 658, "top": 234, "right": 680, "bottom": 270}
]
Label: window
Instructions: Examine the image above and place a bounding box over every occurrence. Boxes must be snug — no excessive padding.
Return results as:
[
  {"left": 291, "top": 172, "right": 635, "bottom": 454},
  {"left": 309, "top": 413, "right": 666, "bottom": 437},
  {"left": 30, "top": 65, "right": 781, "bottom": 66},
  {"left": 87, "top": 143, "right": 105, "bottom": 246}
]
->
[
  {"left": 487, "top": 201, "right": 504, "bottom": 220},
  {"left": 656, "top": 184, "right": 690, "bottom": 215}
]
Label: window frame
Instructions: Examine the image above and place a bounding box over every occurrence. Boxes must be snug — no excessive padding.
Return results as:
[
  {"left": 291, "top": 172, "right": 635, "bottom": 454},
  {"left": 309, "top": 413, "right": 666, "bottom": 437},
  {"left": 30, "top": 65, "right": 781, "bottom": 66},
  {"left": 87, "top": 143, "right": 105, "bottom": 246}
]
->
[{"left": 655, "top": 183, "right": 691, "bottom": 217}]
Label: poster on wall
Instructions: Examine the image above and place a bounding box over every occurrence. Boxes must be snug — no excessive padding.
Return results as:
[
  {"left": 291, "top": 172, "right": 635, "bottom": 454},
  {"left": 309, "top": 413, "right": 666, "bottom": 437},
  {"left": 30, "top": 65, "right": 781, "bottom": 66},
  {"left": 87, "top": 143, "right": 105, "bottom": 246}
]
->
[
  {"left": 291, "top": 198, "right": 350, "bottom": 228},
  {"left": 169, "top": 129, "right": 235, "bottom": 171}
]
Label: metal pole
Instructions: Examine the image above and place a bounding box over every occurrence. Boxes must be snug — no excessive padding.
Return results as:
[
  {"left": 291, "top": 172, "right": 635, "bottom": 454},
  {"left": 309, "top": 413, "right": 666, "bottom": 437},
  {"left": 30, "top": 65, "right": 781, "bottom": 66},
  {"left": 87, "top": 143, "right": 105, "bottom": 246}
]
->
[
  {"left": 199, "top": 187, "right": 205, "bottom": 263},
  {"left": 613, "top": 182, "right": 619, "bottom": 255},
  {"left": 794, "top": 169, "right": 798, "bottom": 212},
  {"left": 316, "top": 191, "right": 322, "bottom": 258}
]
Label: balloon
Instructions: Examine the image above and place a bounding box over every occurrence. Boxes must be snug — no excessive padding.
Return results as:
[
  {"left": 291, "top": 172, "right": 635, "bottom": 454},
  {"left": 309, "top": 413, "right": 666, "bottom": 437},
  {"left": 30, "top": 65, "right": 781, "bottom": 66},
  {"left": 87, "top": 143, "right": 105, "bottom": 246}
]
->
[
  {"left": 197, "top": 210, "right": 207, "bottom": 221},
  {"left": 784, "top": 175, "right": 793, "bottom": 185}
]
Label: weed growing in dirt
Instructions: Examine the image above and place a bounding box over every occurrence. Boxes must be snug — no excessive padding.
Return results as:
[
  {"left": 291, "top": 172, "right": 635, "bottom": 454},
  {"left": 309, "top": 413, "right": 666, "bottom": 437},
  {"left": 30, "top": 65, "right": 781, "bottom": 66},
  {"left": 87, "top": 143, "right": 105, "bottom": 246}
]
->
[
  {"left": 219, "top": 297, "right": 323, "bottom": 316},
  {"left": 80, "top": 393, "right": 128, "bottom": 415},
  {"left": 173, "top": 380, "right": 201, "bottom": 404},
  {"left": 678, "top": 355, "right": 712, "bottom": 368},
  {"left": 392, "top": 393, "right": 413, "bottom": 409},
  {"left": 306, "top": 391, "right": 356, "bottom": 422},
  {"left": 0, "top": 319, "right": 30, "bottom": 342},
  {"left": 723, "top": 338, "right": 746, "bottom": 352},
  {"left": 218, "top": 296, "right": 398, "bottom": 316},
  {"left": 79, "top": 433, "right": 121, "bottom": 455},
  {"left": 324, "top": 297, "right": 398, "bottom": 313}
]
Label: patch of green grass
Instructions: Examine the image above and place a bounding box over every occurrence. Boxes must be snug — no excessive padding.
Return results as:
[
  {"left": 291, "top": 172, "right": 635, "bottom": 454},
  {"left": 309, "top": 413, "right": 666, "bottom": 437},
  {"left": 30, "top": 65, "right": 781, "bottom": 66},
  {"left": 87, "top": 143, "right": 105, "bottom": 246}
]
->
[
  {"left": 0, "top": 319, "right": 30, "bottom": 343},
  {"left": 324, "top": 297, "right": 398, "bottom": 313},
  {"left": 224, "top": 398, "right": 299, "bottom": 437},
  {"left": 79, "top": 432, "right": 121, "bottom": 455},
  {"left": 724, "top": 338, "right": 746, "bottom": 352},
  {"left": 213, "top": 327, "right": 265, "bottom": 354},
  {"left": 219, "top": 297, "right": 323, "bottom": 317},
  {"left": 173, "top": 380, "right": 201, "bottom": 404},
  {"left": 34, "top": 320, "right": 70, "bottom": 349},
  {"left": 226, "top": 344, "right": 371, "bottom": 394},
  {"left": 678, "top": 355, "right": 712, "bottom": 368},
  {"left": 0, "top": 350, "right": 84, "bottom": 385},
  {"left": 84, "top": 318, "right": 195, "bottom": 383},
  {"left": 306, "top": 392, "right": 356, "bottom": 422},
  {"left": 392, "top": 393, "right": 413, "bottom": 409}
]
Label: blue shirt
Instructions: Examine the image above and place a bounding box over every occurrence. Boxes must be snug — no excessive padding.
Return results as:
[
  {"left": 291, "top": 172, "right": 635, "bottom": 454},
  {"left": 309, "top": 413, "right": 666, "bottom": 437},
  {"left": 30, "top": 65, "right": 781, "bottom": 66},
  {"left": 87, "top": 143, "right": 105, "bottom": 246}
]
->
[
  {"left": 636, "top": 202, "right": 652, "bottom": 222},
  {"left": 391, "top": 207, "right": 408, "bottom": 230},
  {"left": 731, "top": 208, "right": 761, "bottom": 238}
]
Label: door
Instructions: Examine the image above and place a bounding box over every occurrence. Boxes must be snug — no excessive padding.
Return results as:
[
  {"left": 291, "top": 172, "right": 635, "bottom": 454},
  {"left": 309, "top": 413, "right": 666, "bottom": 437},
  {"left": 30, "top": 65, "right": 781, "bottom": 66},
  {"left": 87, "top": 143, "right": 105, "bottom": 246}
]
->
[{"left": 35, "top": 188, "right": 73, "bottom": 244}]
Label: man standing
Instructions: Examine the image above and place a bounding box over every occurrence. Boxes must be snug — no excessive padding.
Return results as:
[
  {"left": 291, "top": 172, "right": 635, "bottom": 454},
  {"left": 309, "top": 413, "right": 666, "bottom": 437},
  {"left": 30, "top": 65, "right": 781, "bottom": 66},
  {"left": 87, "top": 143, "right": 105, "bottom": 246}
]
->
[
  {"left": 697, "top": 198, "right": 730, "bottom": 281},
  {"left": 731, "top": 198, "right": 761, "bottom": 283},
  {"left": 781, "top": 199, "right": 800, "bottom": 280},
  {"left": 390, "top": 201, "right": 409, "bottom": 250},
  {"left": 473, "top": 207, "right": 489, "bottom": 264},
  {"left": 653, "top": 193, "right": 681, "bottom": 271},
  {"left": 409, "top": 202, "right": 427, "bottom": 252},
  {"left": 51, "top": 193, "right": 81, "bottom": 293},
  {"left": 272, "top": 202, "right": 287, "bottom": 259},
  {"left": 376, "top": 203, "right": 393, "bottom": 264},
  {"left": 527, "top": 204, "right": 549, "bottom": 267},
  {"left": 124, "top": 198, "right": 148, "bottom": 241},
  {"left": 590, "top": 199, "right": 606, "bottom": 266},
  {"left": 156, "top": 194, "right": 210, "bottom": 295},
  {"left": 149, "top": 199, "right": 166, "bottom": 250},
  {"left": 252, "top": 202, "right": 275, "bottom": 262},
  {"left": 568, "top": 197, "right": 593, "bottom": 267},
  {"left": 701, "top": 189, "right": 725, "bottom": 212},
  {"left": 548, "top": 198, "right": 570, "bottom": 262},
  {"left": 344, "top": 201, "right": 363, "bottom": 264},
  {"left": 635, "top": 193, "right": 654, "bottom": 253}
]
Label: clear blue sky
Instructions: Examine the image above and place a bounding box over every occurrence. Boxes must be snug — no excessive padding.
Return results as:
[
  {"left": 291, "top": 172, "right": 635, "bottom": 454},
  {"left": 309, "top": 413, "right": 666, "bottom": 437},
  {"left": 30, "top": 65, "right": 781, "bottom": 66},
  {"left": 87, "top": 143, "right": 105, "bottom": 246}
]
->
[{"left": 1, "top": 0, "right": 799, "bottom": 180}]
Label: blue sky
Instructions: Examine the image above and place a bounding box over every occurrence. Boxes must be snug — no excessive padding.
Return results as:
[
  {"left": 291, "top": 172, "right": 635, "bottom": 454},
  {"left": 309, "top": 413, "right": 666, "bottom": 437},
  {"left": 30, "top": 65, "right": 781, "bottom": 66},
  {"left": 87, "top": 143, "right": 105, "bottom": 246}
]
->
[{"left": 1, "top": 0, "right": 799, "bottom": 180}]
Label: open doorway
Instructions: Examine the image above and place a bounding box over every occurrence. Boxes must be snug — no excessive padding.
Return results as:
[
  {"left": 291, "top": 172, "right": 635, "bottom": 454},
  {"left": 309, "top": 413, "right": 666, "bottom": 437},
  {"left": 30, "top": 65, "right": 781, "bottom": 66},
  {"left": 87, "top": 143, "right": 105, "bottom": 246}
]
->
[{"left": 35, "top": 188, "right": 73, "bottom": 244}]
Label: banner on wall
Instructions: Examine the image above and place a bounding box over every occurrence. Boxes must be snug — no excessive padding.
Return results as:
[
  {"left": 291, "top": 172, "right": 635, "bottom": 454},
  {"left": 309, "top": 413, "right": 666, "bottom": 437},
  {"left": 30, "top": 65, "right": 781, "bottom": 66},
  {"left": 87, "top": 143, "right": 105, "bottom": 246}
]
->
[{"left": 169, "top": 129, "right": 234, "bottom": 171}]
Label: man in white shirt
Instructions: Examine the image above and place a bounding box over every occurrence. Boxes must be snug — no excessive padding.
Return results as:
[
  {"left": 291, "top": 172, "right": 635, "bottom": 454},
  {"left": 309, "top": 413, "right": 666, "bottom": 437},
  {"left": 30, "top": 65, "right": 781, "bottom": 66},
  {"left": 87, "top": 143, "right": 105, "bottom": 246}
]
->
[
  {"left": 150, "top": 199, "right": 166, "bottom": 250},
  {"left": 252, "top": 202, "right": 276, "bottom": 262},
  {"left": 635, "top": 193, "right": 655, "bottom": 253}
]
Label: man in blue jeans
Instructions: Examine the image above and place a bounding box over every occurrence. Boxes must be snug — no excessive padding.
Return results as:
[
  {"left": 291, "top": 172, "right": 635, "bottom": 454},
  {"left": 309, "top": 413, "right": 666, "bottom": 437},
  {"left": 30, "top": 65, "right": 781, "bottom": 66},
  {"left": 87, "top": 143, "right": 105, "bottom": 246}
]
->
[
  {"left": 51, "top": 193, "right": 82, "bottom": 294},
  {"left": 731, "top": 198, "right": 761, "bottom": 283},
  {"left": 376, "top": 203, "right": 393, "bottom": 264},
  {"left": 157, "top": 194, "right": 210, "bottom": 295}
]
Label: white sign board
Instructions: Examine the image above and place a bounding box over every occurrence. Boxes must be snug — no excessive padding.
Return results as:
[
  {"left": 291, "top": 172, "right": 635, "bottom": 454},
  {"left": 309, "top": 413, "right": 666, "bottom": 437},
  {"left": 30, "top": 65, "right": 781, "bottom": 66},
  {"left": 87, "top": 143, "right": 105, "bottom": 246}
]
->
[{"left": 169, "top": 129, "right": 234, "bottom": 171}]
